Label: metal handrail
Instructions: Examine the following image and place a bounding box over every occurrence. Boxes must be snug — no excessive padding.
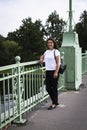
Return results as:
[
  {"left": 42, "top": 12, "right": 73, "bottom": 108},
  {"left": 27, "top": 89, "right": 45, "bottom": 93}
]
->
[{"left": 0, "top": 56, "right": 64, "bottom": 129}]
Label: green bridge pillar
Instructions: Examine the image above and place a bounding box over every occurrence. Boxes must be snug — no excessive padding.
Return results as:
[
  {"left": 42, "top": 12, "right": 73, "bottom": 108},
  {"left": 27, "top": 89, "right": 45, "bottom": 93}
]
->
[{"left": 61, "top": 32, "right": 82, "bottom": 90}]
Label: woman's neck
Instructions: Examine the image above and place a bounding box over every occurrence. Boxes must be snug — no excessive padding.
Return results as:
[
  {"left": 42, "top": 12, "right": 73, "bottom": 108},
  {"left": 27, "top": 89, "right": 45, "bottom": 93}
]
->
[{"left": 49, "top": 48, "right": 54, "bottom": 50}]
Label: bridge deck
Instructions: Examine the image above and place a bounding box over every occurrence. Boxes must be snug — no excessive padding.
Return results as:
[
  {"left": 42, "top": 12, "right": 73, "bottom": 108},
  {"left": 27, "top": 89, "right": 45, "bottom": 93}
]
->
[{"left": 8, "top": 74, "right": 87, "bottom": 130}]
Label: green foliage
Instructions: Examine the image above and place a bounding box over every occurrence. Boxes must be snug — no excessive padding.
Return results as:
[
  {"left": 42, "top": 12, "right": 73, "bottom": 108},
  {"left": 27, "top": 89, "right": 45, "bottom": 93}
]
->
[
  {"left": 75, "top": 10, "right": 87, "bottom": 51},
  {"left": 45, "top": 10, "right": 66, "bottom": 46},
  {"left": 0, "top": 35, "right": 5, "bottom": 42},
  {"left": 0, "top": 11, "right": 67, "bottom": 66},
  {"left": 7, "top": 18, "right": 46, "bottom": 62},
  {"left": 0, "top": 40, "right": 21, "bottom": 66}
]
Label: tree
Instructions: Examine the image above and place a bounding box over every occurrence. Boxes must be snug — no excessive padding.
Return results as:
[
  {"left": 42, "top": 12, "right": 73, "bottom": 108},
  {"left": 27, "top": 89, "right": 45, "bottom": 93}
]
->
[
  {"left": 7, "top": 18, "right": 46, "bottom": 62},
  {"left": 44, "top": 10, "right": 66, "bottom": 46},
  {"left": 0, "top": 35, "right": 5, "bottom": 42},
  {"left": 75, "top": 10, "right": 87, "bottom": 51},
  {"left": 0, "top": 40, "right": 20, "bottom": 66}
]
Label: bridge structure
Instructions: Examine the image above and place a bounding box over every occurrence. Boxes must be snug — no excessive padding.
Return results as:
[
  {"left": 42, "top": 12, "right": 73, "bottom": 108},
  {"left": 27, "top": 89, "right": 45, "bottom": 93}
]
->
[{"left": 0, "top": 0, "right": 87, "bottom": 129}]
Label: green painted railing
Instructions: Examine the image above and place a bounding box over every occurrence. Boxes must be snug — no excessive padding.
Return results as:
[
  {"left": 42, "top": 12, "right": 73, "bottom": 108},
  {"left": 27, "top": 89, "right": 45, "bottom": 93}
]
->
[
  {"left": 82, "top": 52, "right": 87, "bottom": 75},
  {"left": 0, "top": 56, "right": 64, "bottom": 130}
]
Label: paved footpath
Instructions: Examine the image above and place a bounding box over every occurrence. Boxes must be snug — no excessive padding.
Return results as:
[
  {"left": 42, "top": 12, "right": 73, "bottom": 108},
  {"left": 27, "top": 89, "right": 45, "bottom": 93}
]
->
[{"left": 9, "top": 74, "right": 87, "bottom": 130}]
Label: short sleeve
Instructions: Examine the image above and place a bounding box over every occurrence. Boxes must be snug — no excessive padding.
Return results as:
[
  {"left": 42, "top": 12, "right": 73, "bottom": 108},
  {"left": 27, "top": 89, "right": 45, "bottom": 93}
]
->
[
  {"left": 44, "top": 50, "right": 46, "bottom": 56},
  {"left": 55, "top": 49, "right": 60, "bottom": 57}
]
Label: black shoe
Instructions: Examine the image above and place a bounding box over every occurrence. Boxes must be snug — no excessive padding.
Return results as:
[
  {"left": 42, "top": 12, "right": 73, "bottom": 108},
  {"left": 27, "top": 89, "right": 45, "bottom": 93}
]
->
[
  {"left": 47, "top": 105, "right": 52, "bottom": 109},
  {"left": 48, "top": 105, "right": 56, "bottom": 110}
]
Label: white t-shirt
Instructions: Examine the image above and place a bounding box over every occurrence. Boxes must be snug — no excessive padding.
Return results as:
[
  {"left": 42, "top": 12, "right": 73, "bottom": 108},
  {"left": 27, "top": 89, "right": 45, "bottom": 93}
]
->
[{"left": 44, "top": 49, "right": 60, "bottom": 71}]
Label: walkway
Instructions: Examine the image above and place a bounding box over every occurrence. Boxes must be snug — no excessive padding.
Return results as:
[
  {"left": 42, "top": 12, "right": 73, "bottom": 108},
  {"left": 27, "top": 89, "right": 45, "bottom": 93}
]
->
[{"left": 8, "top": 74, "right": 87, "bottom": 130}]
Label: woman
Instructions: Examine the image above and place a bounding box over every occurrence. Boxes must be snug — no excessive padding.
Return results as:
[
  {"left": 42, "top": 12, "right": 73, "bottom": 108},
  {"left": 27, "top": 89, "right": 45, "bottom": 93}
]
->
[{"left": 39, "top": 37, "right": 61, "bottom": 110}]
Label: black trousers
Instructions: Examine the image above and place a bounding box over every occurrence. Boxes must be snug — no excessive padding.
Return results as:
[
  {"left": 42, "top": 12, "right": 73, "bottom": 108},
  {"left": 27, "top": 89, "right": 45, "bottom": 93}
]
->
[{"left": 46, "top": 71, "right": 59, "bottom": 105}]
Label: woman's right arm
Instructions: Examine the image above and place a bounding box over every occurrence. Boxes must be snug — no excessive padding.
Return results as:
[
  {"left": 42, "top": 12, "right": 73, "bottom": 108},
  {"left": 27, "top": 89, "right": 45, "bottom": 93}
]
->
[{"left": 39, "top": 55, "right": 44, "bottom": 64}]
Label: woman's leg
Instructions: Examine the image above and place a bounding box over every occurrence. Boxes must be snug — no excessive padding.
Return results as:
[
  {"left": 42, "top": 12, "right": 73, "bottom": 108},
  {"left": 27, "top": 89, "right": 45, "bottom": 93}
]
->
[
  {"left": 46, "top": 71, "right": 55, "bottom": 104},
  {"left": 50, "top": 73, "right": 59, "bottom": 105},
  {"left": 46, "top": 71, "right": 59, "bottom": 105}
]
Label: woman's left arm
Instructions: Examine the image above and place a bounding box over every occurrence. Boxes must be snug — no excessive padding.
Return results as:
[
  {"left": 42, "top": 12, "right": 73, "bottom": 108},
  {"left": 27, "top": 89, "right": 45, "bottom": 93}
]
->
[{"left": 53, "top": 55, "right": 60, "bottom": 78}]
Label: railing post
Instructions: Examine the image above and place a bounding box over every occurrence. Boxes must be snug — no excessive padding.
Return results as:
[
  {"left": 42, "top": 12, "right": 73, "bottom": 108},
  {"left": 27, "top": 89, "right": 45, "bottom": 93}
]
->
[{"left": 14, "top": 56, "right": 26, "bottom": 124}]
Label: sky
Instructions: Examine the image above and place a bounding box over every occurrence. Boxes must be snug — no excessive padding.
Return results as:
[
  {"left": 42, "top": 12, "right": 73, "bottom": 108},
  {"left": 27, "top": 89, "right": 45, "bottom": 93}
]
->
[{"left": 0, "top": 0, "right": 87, "bottom": 37}]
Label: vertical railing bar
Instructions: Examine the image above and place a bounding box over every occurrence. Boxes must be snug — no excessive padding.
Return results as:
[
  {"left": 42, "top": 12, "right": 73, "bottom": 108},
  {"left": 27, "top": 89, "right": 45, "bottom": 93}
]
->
[
  {"left": 27, "top": 73, "right": 29, "bottom": 106},
  {"left": 31, "top": 67, "right": 34, "bottom": 106},
  {"left": 3, "top": 74, "right": 6, "bottom": 122},
  {"left": 33, "top": 67, "right": 35, "bottom": 101},
  {"left": 12, "top": 70, "right": 15, "bottom": 116},
  {"left": 37, "top": 68, "right": 39, "bottom": 100},
  {"left": 41, "top": 65, "right": 44, "bottom": 99},
  {"left": 39, "top": 66, "right": 41, "bottom": 99},
  {"left": 41, "top": 67, "right": 44, "bottom": 99},
  {"left": 41, "top": 66, "right": 43, "bottom": 98},
  {"left": 26, "top": 73, "right": 28, "bottom": 108},
  {"left": 39, "top": 66, "right": 41, "bottom": 100},
  {"left": 36, "top": 66, "right": 38, "bottom": 102},
  {"left": 34, "top": 66, "right": 37, "bottom": 103},
  {"left": 35, "top": 66, "right": 38, "bottom": 102},
  {"left": 7, "top": 73, "right": 10, "bottom": 119},
  {"left": 22, "top": 73, "right": 25, "bottom": 110},
  {"left": 29, "top": 70, "right": 31, "bottom": 106},
  {"left": 38, "top": 66, "right": 40, "bottom": 101},
  {"left": 36, "top": 66, "right": 39, "bottom": 101}
]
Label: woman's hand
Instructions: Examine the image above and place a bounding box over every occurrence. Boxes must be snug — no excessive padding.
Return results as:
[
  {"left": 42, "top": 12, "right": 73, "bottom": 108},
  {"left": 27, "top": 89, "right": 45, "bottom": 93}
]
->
[
  {"left": 53, "top": 71, "right": 58, "bottom": 78},
  {"left": 39, "top": 58, "right": 44, "bottom": 64},
  {"left": 39, "top": 55, "right": 44, "bottom": 64}
]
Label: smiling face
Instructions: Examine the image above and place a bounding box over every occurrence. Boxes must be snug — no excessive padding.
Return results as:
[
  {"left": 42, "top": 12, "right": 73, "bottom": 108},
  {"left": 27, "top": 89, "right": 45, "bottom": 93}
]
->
[{"left": 47, "top": 40, "right": 54, "bottom": 50}]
